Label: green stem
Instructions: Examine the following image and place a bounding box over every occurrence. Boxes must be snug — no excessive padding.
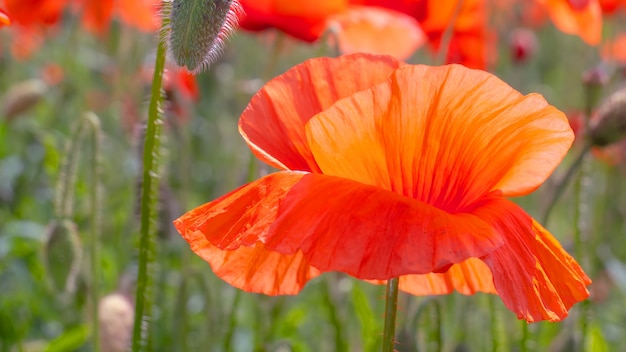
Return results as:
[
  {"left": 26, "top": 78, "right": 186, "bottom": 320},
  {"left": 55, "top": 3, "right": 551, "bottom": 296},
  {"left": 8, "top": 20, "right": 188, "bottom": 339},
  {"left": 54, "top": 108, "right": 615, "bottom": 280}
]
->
[
  {"left": 55, "top": 121, "right": 87, "bottom": 219},
  {"left": 223, "top": 289, "right": 242, "bottom": 352},
  {"left": 322, "top": 277, "right": 347, "bottom": 352},
  {"left": 131, "top": 31, "right": 167, "bottom": 352},
  {"left": 541, "top": 143, "right": 592, "bottom": 225},
  {"left": 84, "top": 112, "right": 102, "bottom": 352},
  {"left": 382, "top": 277, "right": 400, "bottom": 352}
]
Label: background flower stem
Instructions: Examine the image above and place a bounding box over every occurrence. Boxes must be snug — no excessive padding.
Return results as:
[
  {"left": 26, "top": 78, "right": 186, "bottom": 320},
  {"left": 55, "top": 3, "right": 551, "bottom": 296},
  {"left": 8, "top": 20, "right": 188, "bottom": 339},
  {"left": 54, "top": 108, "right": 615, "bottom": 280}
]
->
[
  {"left": 84, "top": 112, "right": 102, "bottom": 352},
  {"left": 131, "top": 33, "right": 167, "bottom": 352},
  {"left": 382, "top": 277, "right": 400, "bottom": 352}
]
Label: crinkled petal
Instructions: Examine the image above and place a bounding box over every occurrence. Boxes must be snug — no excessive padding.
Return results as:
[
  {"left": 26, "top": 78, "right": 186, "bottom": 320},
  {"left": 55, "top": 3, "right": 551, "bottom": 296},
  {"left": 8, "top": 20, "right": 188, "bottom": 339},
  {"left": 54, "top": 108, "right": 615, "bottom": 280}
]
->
[
  {"left": 306, "top": 64, "right": 573, "bottom": 213},
  {"left": 328, "top": 6, "right": 425, "bottom": 61},
  {"left": 181, "top": 223, "right": 321, "bottom": 295},
  {"left": 175, "top": 171, "right": 503, "bottom": 281},
  {"left": 0, "top": 9, "right": 10, "bottom": 26},
  {"left": 477, "top": 198, "right": 591, "bottom": 322},
  {"left": 239, "top": 53, "right": 403, "bottom": 172}
]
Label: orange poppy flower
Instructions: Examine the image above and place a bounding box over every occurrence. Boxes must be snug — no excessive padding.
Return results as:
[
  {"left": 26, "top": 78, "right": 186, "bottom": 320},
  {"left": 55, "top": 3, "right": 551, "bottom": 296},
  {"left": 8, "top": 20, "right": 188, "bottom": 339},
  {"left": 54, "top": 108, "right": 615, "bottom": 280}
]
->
[
  {"left": 174, "top": 53, "right": 591, "bottom": 322},
  {"left": 539, "top": 0, "right": 602, "bottom": 45}
]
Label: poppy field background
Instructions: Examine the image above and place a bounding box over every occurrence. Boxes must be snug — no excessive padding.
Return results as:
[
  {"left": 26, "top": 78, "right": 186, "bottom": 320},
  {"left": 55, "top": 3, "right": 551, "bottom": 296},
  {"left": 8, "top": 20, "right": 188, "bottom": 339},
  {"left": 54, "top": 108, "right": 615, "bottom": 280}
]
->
[{"left": 1, "top": 1, "right": 626, "bottom": 351}]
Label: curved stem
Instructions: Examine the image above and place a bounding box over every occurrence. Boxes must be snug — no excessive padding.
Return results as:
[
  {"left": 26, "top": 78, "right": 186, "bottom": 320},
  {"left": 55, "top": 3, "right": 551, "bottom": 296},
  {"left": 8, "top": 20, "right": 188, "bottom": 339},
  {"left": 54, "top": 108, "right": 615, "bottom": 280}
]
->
[
  {"left": 131, "top": 30, "right": 167, "bottom": 352},
  {"left": 541, "top": 143, "right": 592, "bottom": 225},
  {"left": 382, "top": 277, "right": 400, "bottom": 352}
]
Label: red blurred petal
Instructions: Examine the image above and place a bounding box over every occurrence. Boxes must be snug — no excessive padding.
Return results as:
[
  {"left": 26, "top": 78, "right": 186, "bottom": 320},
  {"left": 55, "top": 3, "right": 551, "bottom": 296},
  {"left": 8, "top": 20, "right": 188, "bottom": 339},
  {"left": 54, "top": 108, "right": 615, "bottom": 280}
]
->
[
  {"left": 6, "top": 0, "right": 66, "bottom": 26},
  {"left": 239, "top": 53, "right": 403, "bottom": 172},
  {"left": 477, "top": 198, "right": 591, "bottom": 322},
  {"left": 175, "top": 171, "right": 503, "bottom": 281},
  {"left": 78, "top": 0, "right": 114, "bottom": 34},
  {"left": 115, "top": 0, "right": 160, "bottom": 31},
  {"left": 239, "top": 0, "right": 347, "bottom": 41}
]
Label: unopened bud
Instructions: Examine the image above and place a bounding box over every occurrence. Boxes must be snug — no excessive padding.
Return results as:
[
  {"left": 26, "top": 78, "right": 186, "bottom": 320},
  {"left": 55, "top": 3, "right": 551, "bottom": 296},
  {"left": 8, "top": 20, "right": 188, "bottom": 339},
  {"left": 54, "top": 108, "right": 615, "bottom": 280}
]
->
[
  {"left": 167, "top": 0, "right": 242, "bottom": 73},
  {"left": 1, "top": 79, "right": 47, "bottom": 120},
  {"left": 582, "top": 64, "right": 610, "bottom": 87},
  {"left": 98, "top": 293, "right": 134, "bottom": 352},
  {"left": 42, "top": 219, "right": 83, "bottom": 297},
  {"left": 589, "top": 88, "right": 626, "bottom": 146},
  {"left": 509, "top": 28, "right": 537, "bottom": 63}
]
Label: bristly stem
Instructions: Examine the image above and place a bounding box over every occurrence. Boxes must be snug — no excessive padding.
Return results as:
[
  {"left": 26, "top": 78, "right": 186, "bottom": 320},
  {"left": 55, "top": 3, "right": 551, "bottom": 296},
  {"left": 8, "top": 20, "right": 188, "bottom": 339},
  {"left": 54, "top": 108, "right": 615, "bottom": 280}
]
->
[
  {"left": 131, "top": 27, "right": 167, "bottom": 352},
  {"left": 382, "top": 277, "right": 400, "bottom": 352},
  {"left": 84, "top": 112, "right": 103, "bottom": 352}
]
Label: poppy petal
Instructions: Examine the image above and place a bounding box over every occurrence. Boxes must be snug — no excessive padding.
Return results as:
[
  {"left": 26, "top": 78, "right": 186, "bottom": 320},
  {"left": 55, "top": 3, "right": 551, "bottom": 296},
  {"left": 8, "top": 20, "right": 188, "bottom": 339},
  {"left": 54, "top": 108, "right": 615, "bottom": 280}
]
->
[
  {"left": 476, "top": 198, "right": 591, "bottom": 322},
  {"left": 0, "top": 9, "right": 10, "bottom": 26},
  {"left": 182, "top": 225, "right": 321, "bottom": 295},
  {"left": 175, "top": 171, "right": 503, "bottom": 281},
  {"left": 541, "top": 0, "right": 602, "bottom": 45},
  {"left": 238, "top": 53, "right": 403, "bottom": 173},
  {"left": 327, "top": 6, "right": 425, "bottom": 61},
  {"left": 399, "top": 258, "right": 496, "bottom": 296},
  {"left": 306, "top": 64, "right": 572, "bottom": 214}
]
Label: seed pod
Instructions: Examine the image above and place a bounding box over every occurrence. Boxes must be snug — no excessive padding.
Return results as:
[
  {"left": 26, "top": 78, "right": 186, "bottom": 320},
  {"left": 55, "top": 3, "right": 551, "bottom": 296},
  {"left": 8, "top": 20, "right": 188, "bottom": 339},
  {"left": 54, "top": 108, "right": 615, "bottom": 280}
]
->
[
  {"left": 1, "top": 79, "right": 47, "bottom": 120},
  {"left": 168, "top": 0, "right": 242, "bottom": 73},
  {"left": 42, "top": 219, "right": 83, "bottom": 297},
  {"left": 98, "top": 293, "right": 134, "bottom": 352},
  {"left": 589, "top": 88, "right": 626, "bottom": 147}
]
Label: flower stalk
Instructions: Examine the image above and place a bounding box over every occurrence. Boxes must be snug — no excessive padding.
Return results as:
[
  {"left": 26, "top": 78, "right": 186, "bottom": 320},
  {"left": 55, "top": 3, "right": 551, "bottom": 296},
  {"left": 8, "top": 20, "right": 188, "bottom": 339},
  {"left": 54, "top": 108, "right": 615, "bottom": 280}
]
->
[
  {"left": 382, "top": 277, "right": 400, "bottom": 352},
  {"left": 131, "top": 25, "right": 167, "bottom": 352}
]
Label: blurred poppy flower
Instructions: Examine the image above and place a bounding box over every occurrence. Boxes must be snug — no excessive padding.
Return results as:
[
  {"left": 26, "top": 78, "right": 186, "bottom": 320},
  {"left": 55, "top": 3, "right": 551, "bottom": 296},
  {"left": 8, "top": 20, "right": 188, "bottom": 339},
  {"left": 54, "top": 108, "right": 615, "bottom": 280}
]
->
[
  {"left": 602, "top": 34, "right": 626, "bottom": 64},
  {"left": 4, "top": 0, "right": 159, "bottom": 33},
  {"left": 539, "top": 0, "right": 602, "bottom": 45},
  {"left": 599, "top": 0, "right": 626, "bottom": 13},
  {"left": 239, "top": 0, "right": 424, "bottom": 60},
  {"left": 354, "top": 0, "right": 495, "bottom": 69},
  {"left": 174, "top": 53, "right": 591, "bottom": 322},
  {"left": 0, "top": 8, "right": 10, "bottom": 26}
]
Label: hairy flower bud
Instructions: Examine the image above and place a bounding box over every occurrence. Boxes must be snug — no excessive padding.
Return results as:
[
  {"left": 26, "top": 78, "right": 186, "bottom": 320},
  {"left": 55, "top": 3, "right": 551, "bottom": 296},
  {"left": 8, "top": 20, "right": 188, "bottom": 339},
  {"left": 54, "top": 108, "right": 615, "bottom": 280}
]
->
[
  {"left": 590, "top": 88, "right": 626, "bottom": 146},
  {"left": 167, "top": 0, "right": 242, "bottom": 73},
  {"left": 42, "top": 219, "right": 83, "bottom": 297}
]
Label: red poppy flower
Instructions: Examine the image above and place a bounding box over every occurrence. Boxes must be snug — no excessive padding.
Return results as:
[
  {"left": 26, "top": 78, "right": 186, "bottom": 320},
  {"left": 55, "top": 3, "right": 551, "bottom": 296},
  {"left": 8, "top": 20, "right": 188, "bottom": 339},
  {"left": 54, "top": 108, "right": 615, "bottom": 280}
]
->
[
  {"left": 353, "top": 0, "right": 495, "bottom": 69},
  {"left": 174, "top": 53, "right": 591, "bottom": 322},
  {"left": 4, "top": 0, "right": 158, "bottom": 33},
  {"left": 239, "top": 0, "right": 424, "bottom": 60},
  {"left": 599, "top": 0, "right": 626, "bottom": 13},
  {"left": 539, "top": 0, "right": 602, "bottom": 45}
]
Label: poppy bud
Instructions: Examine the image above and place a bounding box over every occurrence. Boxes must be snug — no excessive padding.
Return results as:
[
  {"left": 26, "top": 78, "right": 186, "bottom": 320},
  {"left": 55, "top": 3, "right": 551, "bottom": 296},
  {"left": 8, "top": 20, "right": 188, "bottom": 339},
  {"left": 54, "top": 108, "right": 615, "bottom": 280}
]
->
[
  {"left": 98, "top": 293, "right": 134, "bottom": 352},
  {"left": 168, "top": 0, "right": 242, "bottom": 73},
  {"left": 1, "top": 79, "right": 47, "bottom": 120},
  {"left": 42, "top": 219, "right": 83, "bottom": 297},
  {"left": 582, "top": 64, "right": 610, "bottom": 87},
  {"left": 589, "top": 88, "right": 626, "bottom": 146},
  {"left": 509, "top": 28, "right": 537, "bottom": 63}
]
